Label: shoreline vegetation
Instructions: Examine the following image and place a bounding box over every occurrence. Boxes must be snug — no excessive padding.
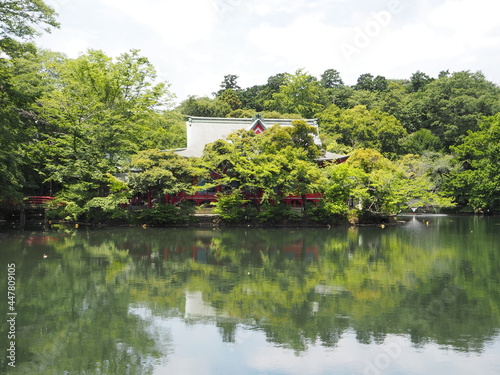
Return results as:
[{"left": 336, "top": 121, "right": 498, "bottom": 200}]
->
[
  {"left": 2, "top": 2, "right": 500, "bottom": 222},
  {"left": 0, "top": 204, "right": 488, "bottom": 231},
  {"left": 0, "top": 214, "right": 491, "bottom": 231}
]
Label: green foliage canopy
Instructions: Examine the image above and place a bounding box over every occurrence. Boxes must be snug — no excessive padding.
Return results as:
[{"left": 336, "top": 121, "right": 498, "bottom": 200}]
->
[
  {"left": 35, "top": 49, "right": 173, "bottom": 187},
  {"left": 318, "top": 104, "right": 408, "bottom": 155},
  {"left": 265, "top": 69, "right": 325, "bottom": 118},
  {"left": 406, "top": 71, "right": 500, "bottom": 147},
  {"left": 446, "top": 113, "right": 500, "bottom": 211},
  {"left": 203, "top": 120, "right": 324, "bottom": 210},
  {"left": 128, "top": 149, "right": 204, "bottom": 197}
]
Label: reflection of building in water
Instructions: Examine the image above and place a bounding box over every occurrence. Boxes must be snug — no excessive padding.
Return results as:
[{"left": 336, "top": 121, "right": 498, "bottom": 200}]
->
[
  {"left": 192, "top": 245, "right": 209, "bottom": 263},
  {"left": 282, "top": 240, "right": 318, "bottom": 260},
  {"left": 163, "top": 237, "right": 319, "bottom": 263},
  {"left": 184, "top": 291, "right": 253, "bottom": 344},
  {"left": 161, "top": 231, "right": 215, "bottom": 263},
  {"left": 184, "top": 291, "right": 222, "bottom": 319}
]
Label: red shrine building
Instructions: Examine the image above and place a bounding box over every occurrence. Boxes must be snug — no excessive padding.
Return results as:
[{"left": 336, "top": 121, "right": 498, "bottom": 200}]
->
[
  {"left": 173, "top": 115, "right": 348, "bottom": 162},
  {"left": 157, "top": 115, "right": 349, "bottom": 208},
  {"left": 174, "top": 115, "right": 333, "bottom": 158}
]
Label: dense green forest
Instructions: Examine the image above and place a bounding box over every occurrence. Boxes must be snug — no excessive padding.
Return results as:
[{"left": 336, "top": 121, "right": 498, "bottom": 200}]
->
[{"left": 2, "top": 0, "right": 500, "bottom": 224}]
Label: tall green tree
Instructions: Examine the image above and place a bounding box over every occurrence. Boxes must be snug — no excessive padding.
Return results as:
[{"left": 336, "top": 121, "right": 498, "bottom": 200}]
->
[
  {"left": 128, "top": 149, "right": 204, "bottom": 200},
  {"left": 219, "top": 88, "right": 242, "bottom": 110},
  {"left": 177, "top": 95, "right": 231, "bottom": 117},
  {"left": 408, "top": 70, "right": 433, "bottom": 92},
  {"left": 238, "top": 84, "right": 264, "bottom": 111},
  {"left": 265, "top": 69, "right": 324, "bottom": 117},
  {"left": 406, "top": 70, "right": 500, "bottom": 147},
  {"left": 216, "top": 73, "right": 240, "bottom": 93},
  {"left": 446, "top": 113, "right": 500, "bottom": 211},
  {"left": 354, "top": 73, "right": 388, "bottom": 92},
  {"left": 134, "top": 110, "right": 186, "bottom": 150},
  {"left": 0, "top": 48, "right": 61, "bottom": 202},
  {"left": 33, "top": 49, "right": 173, "bottom": 203},
  {"left": 0, "top": 0, "right": 59, "bottom": 202},
  {"left": 354, "top": 73, "right": 375, "bottom": 91},
  {"left": 254, "top": 72, "right": 287, "bottom": 110},
  {"left": 317, "top": 104, "right": 408, "bottom": 155},
  {"left": 320, "top": 68, "right": 344, "bottom": 89}
]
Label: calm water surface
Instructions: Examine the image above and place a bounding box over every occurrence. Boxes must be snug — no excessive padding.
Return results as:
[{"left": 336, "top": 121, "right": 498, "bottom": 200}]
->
[{"left": 1, "top": 215, "right": 499, "bottom": 375}]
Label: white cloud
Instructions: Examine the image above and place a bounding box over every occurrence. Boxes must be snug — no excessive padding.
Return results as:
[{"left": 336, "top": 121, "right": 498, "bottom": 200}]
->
[
  {"left": 247, "top": 0, "right": 311, "bottom": 15},
  {"left": 429, "top": 0, "right": 500, "bottom": 48},
  {"left": 246, "top": 334, "right": 498, "bottom": 375},
  {"left": 103, "top": 0, "right": 217, "bottom": 47},
  {"left": 430, "top": 0, "right": 500, "bottom": 33},
  {"left": 36, "top": 0, "right": 500, "bottom": 100},
  {"left": 247, "top": 14, "right": 350, "bottom": 72},
  {"left": 42, "top": 29, "right": 93, "bottom": 57},
  {"left": 369, "top": 22, "right": 464, "bottom": 64}
]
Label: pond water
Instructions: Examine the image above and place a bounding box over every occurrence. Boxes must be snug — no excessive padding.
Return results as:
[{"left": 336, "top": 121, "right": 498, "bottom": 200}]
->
[{"left": 1, "top": 215, "right": 499, "bottom": 375}]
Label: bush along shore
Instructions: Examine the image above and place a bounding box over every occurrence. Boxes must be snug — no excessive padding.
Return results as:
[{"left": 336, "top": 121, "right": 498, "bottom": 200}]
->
[{"left": 0, "top": 201, "right": 437, "bottom": 230}]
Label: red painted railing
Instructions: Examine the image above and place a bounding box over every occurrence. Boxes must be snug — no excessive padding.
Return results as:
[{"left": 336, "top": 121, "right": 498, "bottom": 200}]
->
[{"left": 23, "top": 196, "right": 55, "bottom": 205}]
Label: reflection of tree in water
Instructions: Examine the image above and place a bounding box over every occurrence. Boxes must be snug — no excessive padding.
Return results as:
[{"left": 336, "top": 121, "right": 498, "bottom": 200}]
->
[
  {"left": 3, "top": 220, "right": 498, "bottom": 370},
  {"left": 217, "top": 321, "right": 237, "bottom": 343},
  {"left": 0, "top": 235, "right": 166, "bottom": 375},
  {"left": 119, "top": 224, "right": 500, "bottom": 354}
]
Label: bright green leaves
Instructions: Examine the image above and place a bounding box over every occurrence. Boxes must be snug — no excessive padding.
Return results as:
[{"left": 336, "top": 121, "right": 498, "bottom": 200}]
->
[
  {"left": 177, "top": 95, "right": 231, "bottom": 117},
  {"left": 0, "top": 48, "right": 179, "bottom": 218},
  {"left": 134, "top": 110, "right": 186, "bottom": 150},
  {"left": 204, "top": 124, "right": 454, "bottom": 219},
  {"left": 446, "top": 113, "right": 500, "bottom": 211},
  {"left": 318, "top": 104, "right": 407, "bottom": 156},
  {"left": 0, "top": 49, "right": 60, "bottom": 202},
  {"left": 203, "top": 121, "right": 323, "bottom": 207},
  {"left": 407, "top": 71, "right": 500, "bottom": 148},
  {"left": 324, "top": 149, "right": 454, "bottom": 216},
  {"left": 35, "top": 49, "right": 174, "bottom": 186},
  {"left": 265, "top": 69, "right": 325, "bottom": 118},
  {"left": 219, "top": 89, "right": 242, "bottom": 111},
  {"left": 128, "top": 149, "right": 204, "bottom": 197}
]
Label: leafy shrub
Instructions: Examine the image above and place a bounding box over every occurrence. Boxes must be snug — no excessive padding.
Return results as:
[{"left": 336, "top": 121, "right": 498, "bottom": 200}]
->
[
  {"left": 212, "top": 191, "right": 257, "bottom": 223},
  {"left": 138, "top": 203, "right": 195, "bottom": 225},
  {"left": 257, "top": 202, "right": 301, "bottom": 224},
  {"left": 306, "top": 201, "right": 348, "bottom": 225}
]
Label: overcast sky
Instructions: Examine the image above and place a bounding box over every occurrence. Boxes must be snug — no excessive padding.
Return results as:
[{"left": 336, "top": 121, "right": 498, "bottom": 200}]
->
[{"left": 36, "top": 0, "right": 500, "bottom": 104}]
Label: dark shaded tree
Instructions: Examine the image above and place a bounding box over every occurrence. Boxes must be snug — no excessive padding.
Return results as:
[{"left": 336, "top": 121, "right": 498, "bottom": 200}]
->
[
  {"left": 408, "top": 70, "right": 433, "bottom": 92},
  {"left": 320, "top": 68, "right": 344, "bottom": 89},
  {"left": 406, "top": 70, "right": 500, "bottom": 148}
]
